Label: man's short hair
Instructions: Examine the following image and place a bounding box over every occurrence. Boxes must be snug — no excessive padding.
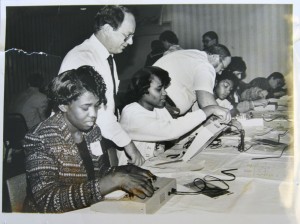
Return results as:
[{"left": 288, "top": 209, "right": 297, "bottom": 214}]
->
[
  {"left": 268, "top": 72, "right": 284, "bottom": 80},
  {"left": 204, "top": 44, "right": 231, "bottom": 59},
  {"left": 268, "top": 72, "right": 285, "bottom": 87},
  {"left": 94, "top": 5, "right": 133, "bottom": 33},
  {"left": 159, "top": 30, "right": 179, "bottom": 44},
  {"left": 203, "top": 31, "right": 219, "bottom": 42},
  {"left": 225, "top": 57, "right": 247, "bottom": 79}
]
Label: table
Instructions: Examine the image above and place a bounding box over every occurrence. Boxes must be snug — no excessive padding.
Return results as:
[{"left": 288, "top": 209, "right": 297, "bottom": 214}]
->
[{"left": 68, "top": 106, "right": 298, "bottom": 224}]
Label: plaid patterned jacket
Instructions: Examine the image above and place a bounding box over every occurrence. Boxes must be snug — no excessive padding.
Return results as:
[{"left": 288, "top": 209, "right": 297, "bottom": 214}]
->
[{"left": 23, "top": 112, "right": 111, "bottom": 213}]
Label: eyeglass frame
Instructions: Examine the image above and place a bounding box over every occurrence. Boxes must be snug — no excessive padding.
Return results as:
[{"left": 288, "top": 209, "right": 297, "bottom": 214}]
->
[{"left": 119, "top": 31, "right": 134, "bottom": 42}]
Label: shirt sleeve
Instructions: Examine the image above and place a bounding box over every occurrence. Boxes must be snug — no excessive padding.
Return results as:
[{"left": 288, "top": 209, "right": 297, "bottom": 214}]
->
[
  {"left": 193, "top": 63, "right": 216, "bottom": 94},
  {"left": 96, "top": 106, "right": 131, "bottom": 147},
  {"left": 24, "top": 134, "right": 105, "bottom": 213},
  {"left": 121, "top": 108, "right": 207, "bottom": 142}
]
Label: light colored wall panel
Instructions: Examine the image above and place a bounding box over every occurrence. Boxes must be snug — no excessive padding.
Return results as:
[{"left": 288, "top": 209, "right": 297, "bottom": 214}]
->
[{"left": 161, "top": 4, "right": 292, "bottom": 82}]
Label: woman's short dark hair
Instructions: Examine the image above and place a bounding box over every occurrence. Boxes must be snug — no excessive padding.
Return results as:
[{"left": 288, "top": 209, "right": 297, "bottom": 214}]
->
[
  {"left": 94, "top": 5, "right": 133, "bottom": 33},
  {"left": 48, "top": 65, "right": 107, "bottom": 112},
  {"left": 225, "top": 57, "right": 247, "bottom": 79},
  {"left": 215, "top": 70, "right": 239, "bottom": 91},
  {"left": 127, "top": 66, "right": 171, "bottom": 103}
]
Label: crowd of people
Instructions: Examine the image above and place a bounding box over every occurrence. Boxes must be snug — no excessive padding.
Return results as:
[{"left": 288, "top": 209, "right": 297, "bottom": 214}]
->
[{"left": 8, "top": 5, "right": 287, "bottom": 213}]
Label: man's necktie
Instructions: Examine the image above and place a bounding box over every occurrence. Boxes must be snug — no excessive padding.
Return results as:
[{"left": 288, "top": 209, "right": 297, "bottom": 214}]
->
[{"left": 107, "top": 55, "right": 118, "bottom": 118}]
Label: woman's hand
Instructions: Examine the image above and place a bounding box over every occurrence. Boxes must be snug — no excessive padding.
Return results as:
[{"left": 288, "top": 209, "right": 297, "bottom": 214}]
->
[
  {"left": 202, "top": 105, "right": 232, "bottom": 124},
  {"left": 109, "top": 165, "right": 156, "bottom": 199},
  {"left": 124, "top": 141, "right": 145, "bottom": 166},
  {"left": 253, "top": 99, "right": 269, "bottom": 107}
]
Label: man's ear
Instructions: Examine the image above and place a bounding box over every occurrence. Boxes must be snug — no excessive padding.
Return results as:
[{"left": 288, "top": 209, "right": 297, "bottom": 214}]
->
[
  {"left": 58, "top": 104, "right": 68, "bottom": 112},
  {"left": 103, "top": 24, "right": 113, "bottom": 33}
]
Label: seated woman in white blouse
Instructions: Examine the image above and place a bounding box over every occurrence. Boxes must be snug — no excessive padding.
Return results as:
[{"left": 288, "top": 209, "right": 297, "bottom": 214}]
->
[{"left": 119, "top": 66, "right": 231, "bottom": 164}]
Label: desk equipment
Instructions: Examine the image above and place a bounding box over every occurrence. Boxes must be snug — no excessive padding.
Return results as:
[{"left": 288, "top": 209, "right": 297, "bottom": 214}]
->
[
  {"left": 182, "top": 118, "right": 227, "bottom": 162},
  {"left": 90, "top": 177, "right": 176, "bottom": 214},
  {"left": 254, "top": 102, "right": 278, "bottom": 111}
]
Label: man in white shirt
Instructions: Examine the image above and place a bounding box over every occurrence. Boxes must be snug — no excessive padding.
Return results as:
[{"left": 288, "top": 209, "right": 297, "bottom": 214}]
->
[
  {"left": 153, "top": 44, "right": 232, "bottom": 116},
  {"left": 59, "top": 6, "right": 144, "bottom": 165},
  {"left": 119, "top": 66, "right": 231, "bottom": 163}
]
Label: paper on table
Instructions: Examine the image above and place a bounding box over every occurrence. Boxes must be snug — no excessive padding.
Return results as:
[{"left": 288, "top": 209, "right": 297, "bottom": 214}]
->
[{"left": 142, "top": 157, "right": 205, "bottom": 173}]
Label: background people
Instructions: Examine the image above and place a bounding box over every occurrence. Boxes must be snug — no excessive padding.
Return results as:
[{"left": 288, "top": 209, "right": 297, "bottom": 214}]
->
[
  {"left": 23, "top": 66, "right": 155, "bottom": 213},
  {"left": 159, "top": 30, "right": 183, "bottom": 55},
  {"left": 59, "top": 5, "right": 144, "bottom": 166},
  {"left": 243, "top": 72, "right": 286, "bottom": 99},
  {"left": 8, "top": 72, "right": 49, "bottom": 129},
  {"left": 202, "top": 31, "right": 219, "bottom": 49},
  {"left": 153, "top": 44, "right": 232, "bottom": 116},
  {"left": 119, "top": 66, "right": 230, "bottom": 164},
  {"left": 144, "top": 40, "right": 165, "bottom": 66}
]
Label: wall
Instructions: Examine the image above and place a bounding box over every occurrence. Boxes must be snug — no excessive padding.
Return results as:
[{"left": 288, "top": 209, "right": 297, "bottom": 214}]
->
[{"left": 161, "top": 4, "right": 293, "bottom": 82}]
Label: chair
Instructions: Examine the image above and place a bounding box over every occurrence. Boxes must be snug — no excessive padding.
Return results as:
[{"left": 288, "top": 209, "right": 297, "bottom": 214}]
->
[
  {"left": 3, "top": 113, "right": 28, "bottom": 178},
  {"left": 6, "top": 173, "right": 27, "bottom": 212}
]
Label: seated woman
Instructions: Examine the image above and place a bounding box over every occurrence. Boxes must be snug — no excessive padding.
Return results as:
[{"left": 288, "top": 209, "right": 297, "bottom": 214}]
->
[
  {"left": 214, "top": 71, "right": 269, "bottom": 115},
  {"left": 243, "top": 72, "right": 286, "bottom": 99},
  {"left": 119, "top": 66, "right": 230, "bottom": 164},
  {"left": 23, "top": 65, "right": 155, "bottom": 213}
]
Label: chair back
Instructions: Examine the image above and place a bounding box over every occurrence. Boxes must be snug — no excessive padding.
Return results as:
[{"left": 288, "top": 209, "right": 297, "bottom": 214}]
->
[
  {"left": 4, "top": 113, "right": 28, "bottom": 149},
  {"left": 6, "top": 173, "right": 27, "bottom": 212},
  {"left": 3, "top": 113, "right": 28, "bottom": 178}
]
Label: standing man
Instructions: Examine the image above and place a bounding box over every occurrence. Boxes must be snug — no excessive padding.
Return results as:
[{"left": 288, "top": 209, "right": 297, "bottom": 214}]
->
[
  {"left": 59, "top": 5, "right": 144, "bottom": 165},
  {"left": 154, "top": 44, "right": 232, "bottom": 116}
]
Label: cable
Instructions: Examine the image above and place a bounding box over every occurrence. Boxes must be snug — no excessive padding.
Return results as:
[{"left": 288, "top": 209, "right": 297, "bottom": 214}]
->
[
  {"left": 225, "top": 123, "right": 245, "bottom": 152},
  {"left": 251, "top": 145, "right": 288, "bottom": 160},
  {"left": 262, "top": 115, "right": 290, "bottom": 122},
  {"left": 278, "top": 130, "right": 288, "bottom": 143},
  {"left": 255, "top": 128, "right": 274, "bottom": 136},
  {"left": 170, "top": 169, "right": 238, "bottom": 195}
]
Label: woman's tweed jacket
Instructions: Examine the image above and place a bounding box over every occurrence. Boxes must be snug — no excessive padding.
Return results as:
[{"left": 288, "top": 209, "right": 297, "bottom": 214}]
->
[{"left": 23, "top": 112, "right": 111, "bottom": 213}]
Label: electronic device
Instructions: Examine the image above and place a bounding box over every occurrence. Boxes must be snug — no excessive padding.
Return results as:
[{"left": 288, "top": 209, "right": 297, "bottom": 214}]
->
[
  {"left": 90, "top": 177, "right": 177, "bottom": 214},
  {"left": 254, "top": 102, "right": 278, "bottom": 111},
  {"left": 181, "top": 118, "right": 228, "bottom": 162}
]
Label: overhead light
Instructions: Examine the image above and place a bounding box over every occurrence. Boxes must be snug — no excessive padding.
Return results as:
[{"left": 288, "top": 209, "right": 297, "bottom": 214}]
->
[{"left": 80, "top": 8, "right": 87, "bottom": 11}]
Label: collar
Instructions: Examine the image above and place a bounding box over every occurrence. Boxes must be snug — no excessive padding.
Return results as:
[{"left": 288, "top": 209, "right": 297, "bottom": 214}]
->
[{"left": 90, "top": 34, "right": 113, "bottom": 60}]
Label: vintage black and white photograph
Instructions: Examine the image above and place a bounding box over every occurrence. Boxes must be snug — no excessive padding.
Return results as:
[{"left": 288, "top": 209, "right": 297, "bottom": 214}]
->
[{"left": 0, "top": 0, "right": 299, "bottom": 223}]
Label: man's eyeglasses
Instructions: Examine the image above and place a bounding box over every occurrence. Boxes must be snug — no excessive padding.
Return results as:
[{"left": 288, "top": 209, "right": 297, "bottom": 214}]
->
[
  {"left": 219, "top": 57, "right": 226, "bottom": 70},
  {"left": 119, "top": 31, "right": 134, "bottom": 42}
]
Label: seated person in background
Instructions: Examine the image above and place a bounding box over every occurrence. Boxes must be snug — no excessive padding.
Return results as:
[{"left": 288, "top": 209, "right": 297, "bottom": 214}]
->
[
  {"left": 23, "top": 66, "right": 155, "bottom": 213},
  {"left": 153, "top": 44, "right": 232, "bottom": 116},
  {"left": 202, "top": 31, "right": 219, "bottom": 49},
  {"left": 159, "top": 30, "right": 183, "bottom": 56},
  {"left": 222, "top": 56, "right": 248, "bottom": 104},
  {"left": 214, "top": 71, "right": 268, "bottom": 116},
  {"left": 8, "top": 72, "right": 49, "bottom": 129},
  {"left": 119, "top": 66, "right": 230, "bottom": 164},
  {"left": 144, "top": 40, "right": 165, "bottom": 66},
  {"left": 242, "top": 72, "right": 286, "bottom": 99}
]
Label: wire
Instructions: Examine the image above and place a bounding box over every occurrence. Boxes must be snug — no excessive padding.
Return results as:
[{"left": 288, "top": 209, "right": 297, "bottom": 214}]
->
[
  {"left": 171, "top": 169, "right": 238, "bottom": 195},
  {"left": 251, "top": 145, "right": 288, "bottom": 160},
  {"left": 255, "top": 128, "right": 274, "bottom": 136},
  {"left": 278, "top": 130, "right": 288, "bottom": 143},
  {"left": 262, "top": 115, "right": 290, "bottom": 122},
  {"left": 225, "top": 123, "right": 245, "bottom": 152}
]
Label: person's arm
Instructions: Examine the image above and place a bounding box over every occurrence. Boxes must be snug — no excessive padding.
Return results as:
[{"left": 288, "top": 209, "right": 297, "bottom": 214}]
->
[
  {"left": 123, "top": 141, "right": 145, "bottom": 166},
  {"left": 24, "top": 134, "right": 154, "bottom": 213},
  {"left": 121, "top": 108, "right": 207, "bottom": 142},
  {"left": 195, "top": 90, "right": 218, "bottom": 108}
]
